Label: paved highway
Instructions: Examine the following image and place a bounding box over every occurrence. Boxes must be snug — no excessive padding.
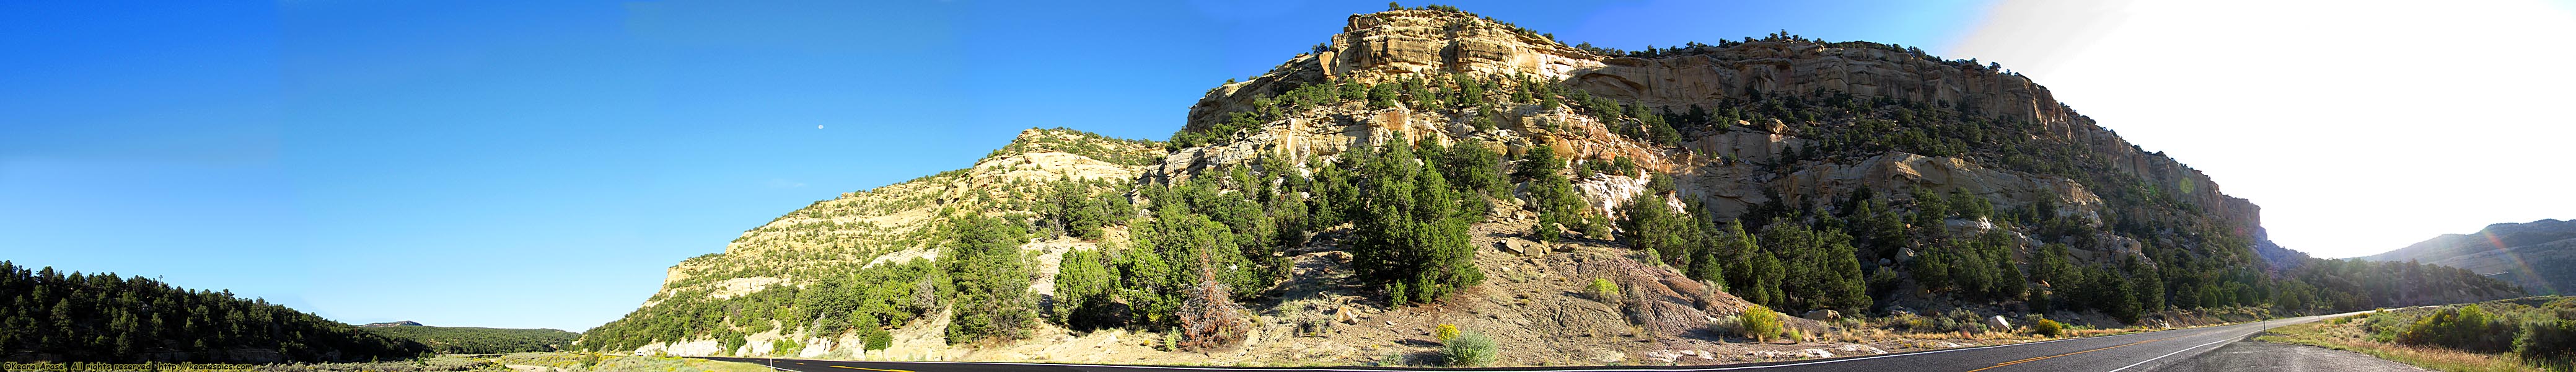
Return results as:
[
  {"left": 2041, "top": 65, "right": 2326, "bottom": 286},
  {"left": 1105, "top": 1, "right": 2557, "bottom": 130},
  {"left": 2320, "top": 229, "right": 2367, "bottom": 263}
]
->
[{"left": 697, "top": 312, "right": 2396, "bottom": 372}]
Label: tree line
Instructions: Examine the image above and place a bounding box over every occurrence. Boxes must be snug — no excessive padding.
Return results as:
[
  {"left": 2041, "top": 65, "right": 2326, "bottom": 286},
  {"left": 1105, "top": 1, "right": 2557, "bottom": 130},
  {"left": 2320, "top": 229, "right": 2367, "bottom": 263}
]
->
[
  {"left": 0, "top": 261, "right": 429, "bottom": 363},
  {"left": 354, "top": 326, "right": 576, "bottom": 355}
]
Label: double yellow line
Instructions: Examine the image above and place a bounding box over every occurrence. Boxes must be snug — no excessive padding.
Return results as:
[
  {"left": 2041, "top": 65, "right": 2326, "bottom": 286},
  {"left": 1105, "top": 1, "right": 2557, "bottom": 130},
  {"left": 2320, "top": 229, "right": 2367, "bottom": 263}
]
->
[
  {"left": 827, "top": 365, "right": 912, "bottom": 372},
  {"left": 1964, "top": 336, "right": 2178, "bottom": 372}
]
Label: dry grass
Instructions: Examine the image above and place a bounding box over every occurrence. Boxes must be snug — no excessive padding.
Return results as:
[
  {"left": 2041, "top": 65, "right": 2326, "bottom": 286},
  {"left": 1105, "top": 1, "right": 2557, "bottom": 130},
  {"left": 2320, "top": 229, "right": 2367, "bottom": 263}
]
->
[{"left": 2257, "top": 319, "right": 2542, "bottom": 372}]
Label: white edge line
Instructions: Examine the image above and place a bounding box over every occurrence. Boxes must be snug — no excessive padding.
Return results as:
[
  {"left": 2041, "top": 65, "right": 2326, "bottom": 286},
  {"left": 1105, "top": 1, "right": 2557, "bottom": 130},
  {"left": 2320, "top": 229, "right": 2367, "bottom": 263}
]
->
[{"left": 2102, "top": 315, "right": 2322, "bottom": 372}]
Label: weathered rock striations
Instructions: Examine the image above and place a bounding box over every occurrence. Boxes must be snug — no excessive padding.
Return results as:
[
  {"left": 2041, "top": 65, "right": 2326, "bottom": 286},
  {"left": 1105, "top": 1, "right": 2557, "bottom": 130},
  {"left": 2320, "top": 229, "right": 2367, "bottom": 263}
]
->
[{"left": 651, "top": 128, "right": 1161, "bottom": 305}]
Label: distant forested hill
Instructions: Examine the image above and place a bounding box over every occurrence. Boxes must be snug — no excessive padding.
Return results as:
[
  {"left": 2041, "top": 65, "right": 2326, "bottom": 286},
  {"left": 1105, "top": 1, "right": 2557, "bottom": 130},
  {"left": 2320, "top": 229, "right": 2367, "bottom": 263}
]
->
[
  {"left": 357, "top": 325, "right": 578, "bottom": 354},
  {"left": 2363, "top": 219, "right": 2576, "bottom": 296},
  {"left": 0, "top": 261, "right": 429, "bottom": 363}
]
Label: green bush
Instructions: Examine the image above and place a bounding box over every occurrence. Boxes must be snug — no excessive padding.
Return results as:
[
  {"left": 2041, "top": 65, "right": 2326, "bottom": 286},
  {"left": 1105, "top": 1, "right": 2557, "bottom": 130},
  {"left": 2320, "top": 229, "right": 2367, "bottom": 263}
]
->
[
  {"left": 1516, "top": 144, "right": 1580, "bottom": 242},
  {"left": 2521, "top": 320, "right": 2576, "bottom": 365},
  {"left": 1441, "top": 331, "right": 1497, "bottom": 366},
  {"left": 1759, "top": 219, "right": 1871, "bottom": 315},
  {"left": 719, "top": 334, "right": 747, "bottom": 355},
  {"left": 1052, "top": 248, "right": 1114, "bottom": 327},
  {"left": 2031, "top": 318, "right": 2066, "bottom": 337},
  {"left": 1617, "top": 190, "right": 1695, "bottom": 269},
  {"left": 1739, "top": 304, "right": 1785, "bottom": 342},
  {"left": 770, "top": 339, "right": 803, "bottom": 356},
  {"left": 1586, "top": 278, "right": 1620, "bottom": 303},
  {"left": 2398, "top": 304, "right": 2520, "bottom": 353},
  {"left": 1441, "top": 141, "right": 1509, "bottom": 198},
  {"left": 862, "top": 328, "right": 892, "bottom": 352}
]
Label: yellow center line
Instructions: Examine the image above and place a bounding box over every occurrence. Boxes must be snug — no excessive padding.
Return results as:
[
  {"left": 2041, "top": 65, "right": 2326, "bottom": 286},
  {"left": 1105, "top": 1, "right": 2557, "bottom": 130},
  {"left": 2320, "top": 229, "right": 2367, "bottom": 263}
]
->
[
  {"left": 1964, "top": 335, "right": 2180, "bottom": 372},
  {"left": 826, "top": 365, "right": 912, "bottom": 372}
]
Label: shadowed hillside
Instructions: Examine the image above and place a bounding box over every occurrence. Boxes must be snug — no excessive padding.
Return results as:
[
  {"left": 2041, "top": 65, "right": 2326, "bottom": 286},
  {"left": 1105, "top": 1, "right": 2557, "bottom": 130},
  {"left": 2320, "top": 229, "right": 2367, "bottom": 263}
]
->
[{"left": 2364, "top": 219, "right": 2576, "bottom": 296}]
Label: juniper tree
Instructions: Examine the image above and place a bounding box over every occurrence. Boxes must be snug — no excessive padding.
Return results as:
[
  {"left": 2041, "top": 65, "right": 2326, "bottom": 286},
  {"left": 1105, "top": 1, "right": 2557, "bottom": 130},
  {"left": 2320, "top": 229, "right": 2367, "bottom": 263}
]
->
[
  {"left": 941, "top": 214, "right": 1037, "bottom": 344},
  {"left": 1349, "top": 135, "right": 1485, "bottom": 305}
]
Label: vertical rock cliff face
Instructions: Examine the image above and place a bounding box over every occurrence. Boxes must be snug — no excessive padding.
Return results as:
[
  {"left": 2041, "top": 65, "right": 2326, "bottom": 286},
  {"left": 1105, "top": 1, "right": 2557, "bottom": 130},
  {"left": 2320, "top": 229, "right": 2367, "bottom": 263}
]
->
[
  {"left": 1179, "top": 9, "right": 2258, "bottom": 239},
  {"left": 1187, "top": 11, "right": 1598, "bottom": 133}
]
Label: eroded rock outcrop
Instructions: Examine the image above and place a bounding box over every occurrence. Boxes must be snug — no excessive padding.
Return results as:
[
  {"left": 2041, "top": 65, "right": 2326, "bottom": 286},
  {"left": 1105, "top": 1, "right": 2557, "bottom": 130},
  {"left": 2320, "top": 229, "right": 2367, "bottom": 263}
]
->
[
  {"left": 653, "top": 128, "right": 1164, "bottom": 303},
  {"left": 1176, "top": 9, "right": 2259, "bottom": 241}
]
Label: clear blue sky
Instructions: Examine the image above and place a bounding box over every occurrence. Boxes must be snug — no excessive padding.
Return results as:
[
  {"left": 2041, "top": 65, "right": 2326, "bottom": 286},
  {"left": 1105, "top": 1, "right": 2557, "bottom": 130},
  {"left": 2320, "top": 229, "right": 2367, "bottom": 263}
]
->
[{"left": 0, "top": 0, "right": 1992, "bottom": 332}]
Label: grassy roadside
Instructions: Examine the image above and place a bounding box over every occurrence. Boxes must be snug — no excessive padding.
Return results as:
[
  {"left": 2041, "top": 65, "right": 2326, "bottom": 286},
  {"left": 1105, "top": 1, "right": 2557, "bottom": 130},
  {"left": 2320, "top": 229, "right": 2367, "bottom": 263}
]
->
[{"left": 2256, "top": 313, "right": 2543, "bottom": 372}]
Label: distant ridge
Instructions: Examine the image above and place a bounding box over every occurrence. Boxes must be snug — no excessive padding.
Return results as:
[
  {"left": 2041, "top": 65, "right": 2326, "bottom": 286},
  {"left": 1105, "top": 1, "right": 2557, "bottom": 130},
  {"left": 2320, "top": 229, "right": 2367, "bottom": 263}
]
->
[
  {"left": 2360, "top": 219, "right": 2576, "bottom": 295},
  {"left": 356, "top": 324, "right": 581, "bottom": 354}
]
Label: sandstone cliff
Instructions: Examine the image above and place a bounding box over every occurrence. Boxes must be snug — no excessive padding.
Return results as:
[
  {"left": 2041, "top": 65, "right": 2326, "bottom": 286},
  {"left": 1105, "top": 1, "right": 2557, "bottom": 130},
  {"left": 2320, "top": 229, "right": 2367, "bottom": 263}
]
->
[{"left": 1171, "top": 9, "right": 2259, "bottom": 260}]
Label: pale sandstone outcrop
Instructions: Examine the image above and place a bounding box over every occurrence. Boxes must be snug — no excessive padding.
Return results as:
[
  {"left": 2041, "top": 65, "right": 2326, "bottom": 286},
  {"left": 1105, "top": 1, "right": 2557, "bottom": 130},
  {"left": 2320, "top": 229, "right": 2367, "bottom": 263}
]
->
[
  {"left": 706, "top": 277, "right": 787, "bottom": 299},
  {"left": 651, "top": 128, "right": 1160, "bottom": 306},
  {"left": 1772, "top": 152, "right": 2103, "bottom": 214}
]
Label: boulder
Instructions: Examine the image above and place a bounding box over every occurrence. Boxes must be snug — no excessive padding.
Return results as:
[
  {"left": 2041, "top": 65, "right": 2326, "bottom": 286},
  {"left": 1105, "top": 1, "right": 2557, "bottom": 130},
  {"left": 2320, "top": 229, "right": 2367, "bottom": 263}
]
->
[
  {"left": 1645, "top": 350, "right": 1684, "bottom": 364},
  {"left": 1837, "top": 343, "right": 1889, "bottom": 355},
  {"left": 1987, "top": 315, "right": 2014, "bottom": 330},
  {"left": 1590, "top": 348, "right": 1627, "bottom": 363},
  {"left": 1500, "top": 239, "right": 1533, "bottom": 255}
]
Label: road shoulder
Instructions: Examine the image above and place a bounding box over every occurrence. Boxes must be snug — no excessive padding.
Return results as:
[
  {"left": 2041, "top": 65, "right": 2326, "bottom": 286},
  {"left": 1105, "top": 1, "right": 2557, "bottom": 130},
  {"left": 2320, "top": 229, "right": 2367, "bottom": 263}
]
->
[{"left": 2152, "top": 335, "right": 2428, "bottom": 372}]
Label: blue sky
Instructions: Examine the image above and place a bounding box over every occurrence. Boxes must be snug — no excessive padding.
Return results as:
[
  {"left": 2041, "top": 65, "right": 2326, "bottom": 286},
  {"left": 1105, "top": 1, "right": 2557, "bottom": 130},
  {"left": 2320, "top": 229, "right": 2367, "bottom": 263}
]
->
[{"left": 8, "top": 0, "right": 2056, "bottom": 332}]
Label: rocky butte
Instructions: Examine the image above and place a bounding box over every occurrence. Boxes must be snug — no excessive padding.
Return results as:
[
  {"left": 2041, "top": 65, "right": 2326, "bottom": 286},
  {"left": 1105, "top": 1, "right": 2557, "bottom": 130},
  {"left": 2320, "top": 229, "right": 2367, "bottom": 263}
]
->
[{"left": 578, "top": 7, "right": 2518, "bottom": 366}]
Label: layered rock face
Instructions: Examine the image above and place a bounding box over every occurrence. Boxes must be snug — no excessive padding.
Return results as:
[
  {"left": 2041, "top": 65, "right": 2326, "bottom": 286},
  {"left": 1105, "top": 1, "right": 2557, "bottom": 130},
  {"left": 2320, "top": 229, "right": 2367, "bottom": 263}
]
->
[
  {"left": 602, "top": 128, "right": 1165, "bottom": 356},
  {"left": 1185, "top": 11, "right": 1601, "bottom": 136},
  {"left": 1177, "top": 9, "right": 2259, "bottom": 245},
  {"left": 1324, "top": 11, "right": 1604, "bottom": 81},
  {"left": 653, "top": 128, "right": 1162, "bottom": 305}
]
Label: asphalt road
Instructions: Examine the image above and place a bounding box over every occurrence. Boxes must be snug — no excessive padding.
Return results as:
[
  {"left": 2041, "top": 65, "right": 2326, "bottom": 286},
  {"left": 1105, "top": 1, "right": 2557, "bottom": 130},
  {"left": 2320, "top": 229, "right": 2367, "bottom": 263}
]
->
[
  {"left": 2150, "top": 332, "right": 2425, "bottom": 372},
  {"left": 697, "top": 312, "right": 2381, "bottom": 372}
]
